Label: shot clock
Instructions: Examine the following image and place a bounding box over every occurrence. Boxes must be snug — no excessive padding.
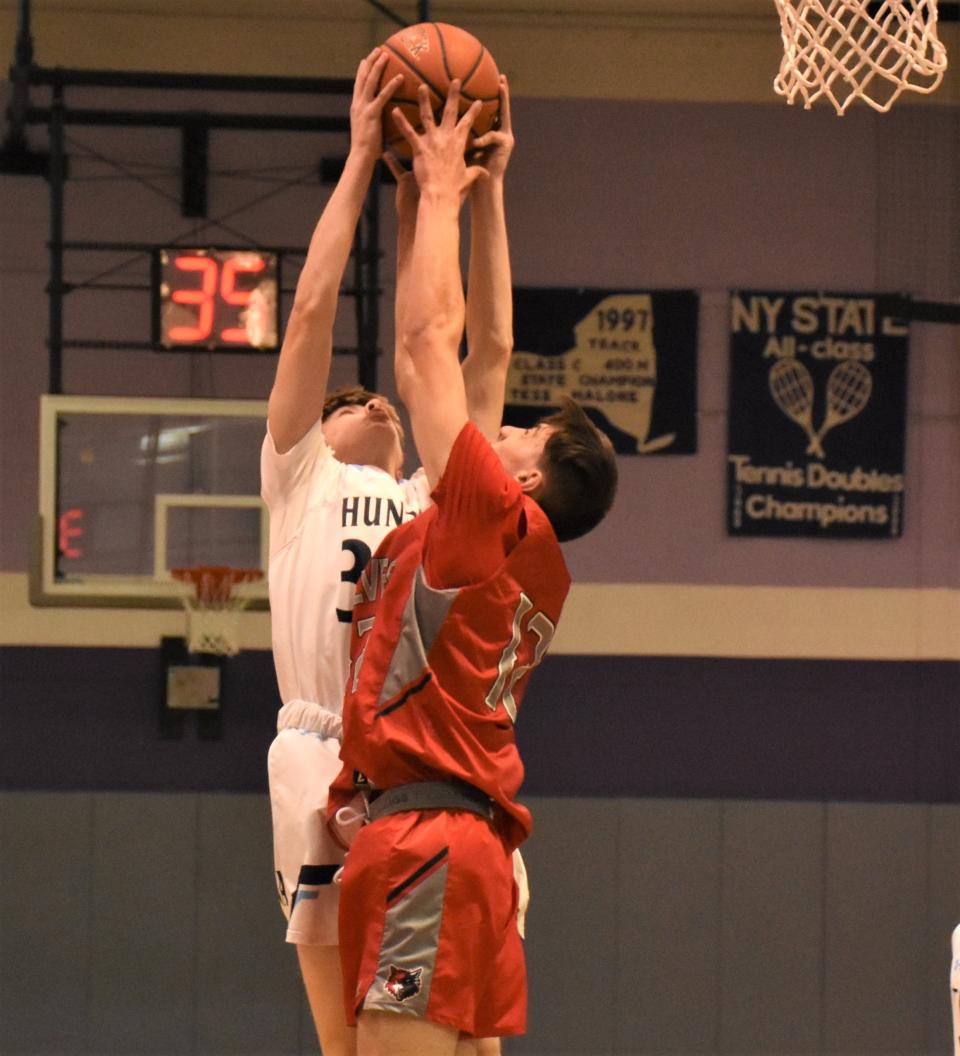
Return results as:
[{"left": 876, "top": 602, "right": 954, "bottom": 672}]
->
[{"left": 155, "top": 247, "right": 280, "bottom": 351}]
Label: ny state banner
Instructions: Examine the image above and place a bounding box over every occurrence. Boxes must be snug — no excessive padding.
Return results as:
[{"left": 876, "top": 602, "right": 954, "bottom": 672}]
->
[
  {"left": 504, "top": 289, "right": 698, "bottom": 455},
  {"left": 728, "top": 291, "right": 909, "bottom": 538}
]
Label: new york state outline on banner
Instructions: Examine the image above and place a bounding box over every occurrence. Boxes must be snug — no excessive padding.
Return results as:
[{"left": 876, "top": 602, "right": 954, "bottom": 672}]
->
[{"left": 505, "top": 290, "right": 698, "bottom": 455}]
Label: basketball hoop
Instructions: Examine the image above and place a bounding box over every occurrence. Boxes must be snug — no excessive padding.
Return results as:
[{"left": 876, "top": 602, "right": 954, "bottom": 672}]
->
[
  {"left": 772, "top": 0, "right": 949, "bottom": 114},
  {"left": 171, "top": 565, "right": 263, "bottom": 657}
]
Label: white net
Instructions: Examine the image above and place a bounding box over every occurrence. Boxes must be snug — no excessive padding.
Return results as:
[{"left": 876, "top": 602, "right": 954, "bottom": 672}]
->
[
  {"left": 173, "top": 566, "right": 262, "bottom": 657},
  {"left": 773, "top": 0, "right": 949, "bottom": 114},
  {"left": 183, "top": 598, "right": 246, "bottom": 657}
]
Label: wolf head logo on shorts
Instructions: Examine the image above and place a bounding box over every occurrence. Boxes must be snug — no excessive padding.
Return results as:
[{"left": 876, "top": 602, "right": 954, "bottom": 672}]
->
[{"left": 385, "top": 965, "right": 423, "bottom": 1003}]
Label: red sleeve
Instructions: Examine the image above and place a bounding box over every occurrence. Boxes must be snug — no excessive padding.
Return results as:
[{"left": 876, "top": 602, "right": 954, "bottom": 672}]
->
[{"left": 423, "top": 422, "right": 525, "bottom": 588}]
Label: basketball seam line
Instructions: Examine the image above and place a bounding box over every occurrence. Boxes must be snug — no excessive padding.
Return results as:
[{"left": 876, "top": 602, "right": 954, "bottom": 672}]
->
[
  {"left": 383, "top": 42, "right": 447, "bottom": 106},
  {"left": 461, "top": 87, "right": 499, "bottom": 101},
  {"left": 457, "top": 50, "right": 487, "bottom": 99},
  {"left": 435, "top": 22, "right": 454, "bottom": 81},
  {"left": 435, "top": 22, "right": 485, "bottom": 95},
  {"left": 463, "top": 49, "right": 485, "bottom": 88}
]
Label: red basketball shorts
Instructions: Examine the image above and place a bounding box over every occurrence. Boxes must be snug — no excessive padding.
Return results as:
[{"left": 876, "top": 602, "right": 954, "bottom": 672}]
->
[{"left": 338, "top": 808, "right": 526, "bottom": 1038}]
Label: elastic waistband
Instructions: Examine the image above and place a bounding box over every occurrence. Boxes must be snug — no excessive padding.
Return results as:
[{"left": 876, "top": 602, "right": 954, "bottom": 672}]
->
[
  {"left": 367, "top": 781, "right": 494, "bottom": 823},
  {"left": 276, "top": 699, "right": 342, "bottom": 740}
]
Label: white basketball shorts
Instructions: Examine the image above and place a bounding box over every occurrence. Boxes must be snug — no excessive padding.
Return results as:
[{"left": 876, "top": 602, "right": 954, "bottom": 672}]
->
[
  {"left": 267, "top": 699, "right": 345, "bottom": 946},
  {"left": 268, "top": 701, "right": 532, "bottom": 947},
  {"left": 513, "top": 845, "right": 530, "bottom": 939}
]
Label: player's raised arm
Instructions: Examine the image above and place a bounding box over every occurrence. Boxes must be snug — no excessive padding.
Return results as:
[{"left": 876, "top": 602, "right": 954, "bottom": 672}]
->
[
  {"left": 391, "top": 83, "right": 488, "bottom": 488},
  {"left": 463, "top": 75, "right": 515, "bottom": 440},
  {"left": 382, "top": 152, "right": 419, "bottom": 364},
  {"left": 267, "top": 50, "right": 402, "bottom": 453}
]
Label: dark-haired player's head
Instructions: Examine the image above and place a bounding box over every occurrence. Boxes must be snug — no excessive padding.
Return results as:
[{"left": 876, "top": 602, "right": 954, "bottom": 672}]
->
[
  {"left": 321, "top": 385, "right": 405, "bottom": 479},
  {"left": 492, "top": 398, "right": 618, "bottom": 542}
]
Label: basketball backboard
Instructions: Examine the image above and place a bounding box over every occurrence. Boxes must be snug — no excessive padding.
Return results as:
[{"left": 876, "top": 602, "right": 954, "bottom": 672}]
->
[{"left": 34, "top": 395, "right": 269, "bottom": 609}]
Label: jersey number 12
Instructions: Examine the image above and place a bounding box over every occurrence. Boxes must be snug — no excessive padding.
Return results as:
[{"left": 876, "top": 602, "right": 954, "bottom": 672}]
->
[{"left": 485, "top": 592, "right": 555, "bottom": 723}]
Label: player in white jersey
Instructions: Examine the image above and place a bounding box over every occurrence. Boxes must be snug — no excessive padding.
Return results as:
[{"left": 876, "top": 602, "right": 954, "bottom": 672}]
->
[
  {"left": 261, "top": 48, "right": 518, "bottom": 1056},
  {"left": 263, "top": 388, "right": 430, "bottom": 926}
]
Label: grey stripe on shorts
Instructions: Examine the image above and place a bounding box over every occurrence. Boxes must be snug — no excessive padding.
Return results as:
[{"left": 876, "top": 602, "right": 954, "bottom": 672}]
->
[{"left": 365, "top": 853, "right": 448, "bottom": 1017}]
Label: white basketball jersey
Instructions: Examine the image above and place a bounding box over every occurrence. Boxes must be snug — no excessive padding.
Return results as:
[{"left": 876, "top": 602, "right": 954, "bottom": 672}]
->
[{"left": 261, "top": 416, "right": 430, "bottom": 713}]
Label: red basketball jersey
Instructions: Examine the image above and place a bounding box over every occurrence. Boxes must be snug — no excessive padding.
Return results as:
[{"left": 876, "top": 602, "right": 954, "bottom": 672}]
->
[{"left": 330, "top": 424, "right": 570, "bottom": 850}]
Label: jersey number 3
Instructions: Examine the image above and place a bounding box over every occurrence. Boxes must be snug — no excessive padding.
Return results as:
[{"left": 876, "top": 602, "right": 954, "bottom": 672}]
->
[
  {"left": 485, "top": 592, "right": 555, "bottom": 723},
  {"left": 337, "top": 539, "right": 372, "bottom": 624}
]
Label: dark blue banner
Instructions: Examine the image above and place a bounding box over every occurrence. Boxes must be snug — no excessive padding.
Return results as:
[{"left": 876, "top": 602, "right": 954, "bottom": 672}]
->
[
  {"left": 728, "top": 291, "right": 909, "bottom": 538},
  {"left": 505, "top": 288, "right": 698, "bottom": 455}
]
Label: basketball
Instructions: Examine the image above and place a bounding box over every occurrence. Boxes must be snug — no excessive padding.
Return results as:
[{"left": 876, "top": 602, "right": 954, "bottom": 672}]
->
[{"left": 378, "top": 22, "right": 501, "bottom": 159}]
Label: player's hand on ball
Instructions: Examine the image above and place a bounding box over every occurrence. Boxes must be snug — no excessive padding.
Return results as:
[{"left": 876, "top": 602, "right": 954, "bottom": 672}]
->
[
  {"left": 469, "top": 75, "right": 514, "bottom": 181},
  {"left": 392, "top": 82, "right": 488, "bottom": 200},
  {"left": 350, "top": 48, "right": 404, "bottom": 162}
]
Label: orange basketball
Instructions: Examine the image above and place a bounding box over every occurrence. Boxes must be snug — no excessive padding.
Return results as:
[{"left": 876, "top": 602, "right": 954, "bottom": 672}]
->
[{"left": 378, "top": 22, "right": 500, "bottom": 160}]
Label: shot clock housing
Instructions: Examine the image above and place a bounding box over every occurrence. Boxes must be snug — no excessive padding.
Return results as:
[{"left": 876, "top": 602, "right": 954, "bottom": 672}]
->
[{"left": 154, "top": 246, "right": 280, "bottom": 352}]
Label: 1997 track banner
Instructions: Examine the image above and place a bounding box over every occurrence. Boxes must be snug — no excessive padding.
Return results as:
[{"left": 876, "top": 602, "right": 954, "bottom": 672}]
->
[{"left": 504, "top": 288, "right": 698, "bottom": 455}]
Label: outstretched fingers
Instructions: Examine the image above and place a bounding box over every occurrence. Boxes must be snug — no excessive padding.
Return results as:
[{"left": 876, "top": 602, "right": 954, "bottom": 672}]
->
[
  {"left": 392, "top": 81, "right": 486, "bottom": 162},
  {"left": 442, "top": 80, "right": 463, "bottom": 127},
  {"left": 391, "top": 106, "right": 421, "bottom": 156},
  {"left": 499, "top": 75, "right": 512, "bottom": 133},
  {"left": 417, "top": 82, "right": 437, "bottom": 131},
  {"left": 355, "top": 47, "right": 377, "bottom": 78},
  {"left": 374, "top": 72, "right": 403, "bottom": 108},
  {"left": 471, "top": 76, "right": 511, "bottom": 148},
  {"left": 361, "top": 50, "right": 402, "bottom": 112},
  {"left": 354, "top": 48, "right": 381, "bottom": 95},
  {"left": 366, "top": 52, "right": 389, "bottom": 95},
  {"left": 456, "top": 97, "right": 484, "bottom": 137}
]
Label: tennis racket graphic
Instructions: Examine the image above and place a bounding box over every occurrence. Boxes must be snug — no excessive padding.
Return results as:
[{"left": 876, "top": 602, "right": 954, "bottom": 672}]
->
[
  {"left": 769, "top": 358, "right": 823, "bottom": 456},
  {"left": 807, "top": 360, "right": 872, "bottom": 455},
  {"left": 769, "top": 358, "right": 873, "bottom": 458}
]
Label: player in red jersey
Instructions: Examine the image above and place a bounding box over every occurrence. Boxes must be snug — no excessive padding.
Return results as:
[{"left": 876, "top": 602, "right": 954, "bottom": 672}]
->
[{"left": 328, "top": 82, "right": 618, "bottom": 1055}]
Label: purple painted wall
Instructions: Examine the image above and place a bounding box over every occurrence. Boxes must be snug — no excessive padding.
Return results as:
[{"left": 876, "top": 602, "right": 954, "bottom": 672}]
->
[
  {"left": 2, "top": 646, "right": 957, "bottom": 802},
  {"left": 2, "top": 90, "right": 956, "bottom": 594}
]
